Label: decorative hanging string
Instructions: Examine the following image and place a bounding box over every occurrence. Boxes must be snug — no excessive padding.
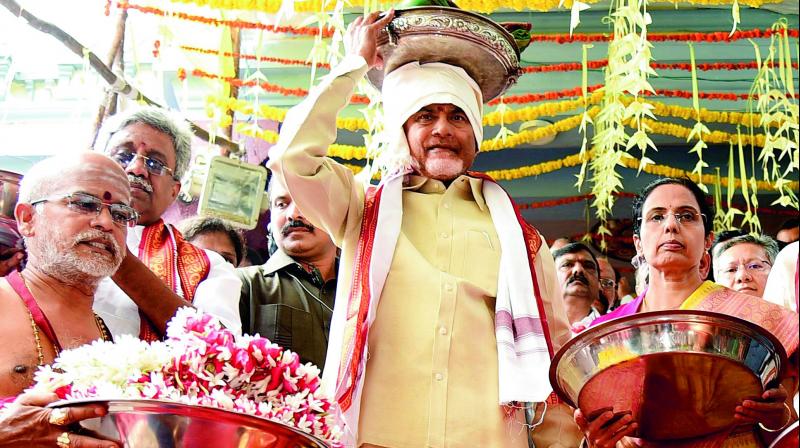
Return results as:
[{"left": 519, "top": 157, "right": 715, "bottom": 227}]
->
[
  {"left": 213, "top": 90, "right": 775, "bottom": 133},
  {"left": 491, "top": 85, "right": 753, "bottom": 105},
  {"left": 185, "top": 66, "right": 760, "bottom": 106},
  {"left": 187, "top": 68, "right": 371, "bottom": 103},
  {"left": 116, "top": 1, "right": 334, "bottom": 37},
  {"left": 523, "top": 60, "right": 798, "bottom": 73},
  {"left": 518, "top": 28, "right": 797, "bottom": 44},
  {"left": 180, "top": 45, "right": 332, "bottom": 69},
  {"left": 164, "top": 0, "right": 790, "bottom": 14},
  {"left": 338, "top": 149, "right": 795, "bottom": 191}
]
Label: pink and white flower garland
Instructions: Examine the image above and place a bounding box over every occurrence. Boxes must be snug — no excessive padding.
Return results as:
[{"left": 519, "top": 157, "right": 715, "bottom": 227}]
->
[{"left": 30, "top": 307, "right": 342, "bottom": 446}]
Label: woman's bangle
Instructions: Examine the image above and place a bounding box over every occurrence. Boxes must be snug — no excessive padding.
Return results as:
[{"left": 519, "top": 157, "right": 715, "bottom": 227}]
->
[{"left": 757, "top": 402, "right": 793, "bottom": 433}]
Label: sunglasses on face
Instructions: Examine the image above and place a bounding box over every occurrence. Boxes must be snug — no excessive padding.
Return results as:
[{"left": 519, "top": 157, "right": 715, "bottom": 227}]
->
[
  {"left": 112, "top": 151, "right": 175, "bottom": 178},
  {"left": 30, "top": 192, "right": 139, "bottom": 227}
]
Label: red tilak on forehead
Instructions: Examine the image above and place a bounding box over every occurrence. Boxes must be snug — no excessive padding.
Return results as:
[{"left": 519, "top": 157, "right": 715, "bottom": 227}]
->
[{"left": 103, "top": 191, "right": 112, "bottom": 200}]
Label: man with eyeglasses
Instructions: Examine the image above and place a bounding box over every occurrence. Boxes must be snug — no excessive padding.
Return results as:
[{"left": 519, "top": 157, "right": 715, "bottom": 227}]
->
[
  {"left": 0, "top": 153, "right": 130, "bottom": 448},
  {"left": 92, "top": 106, "right": 241, "bottom": 342},
  {"left": 596, "top": 257, "right": 616, "bottom": 315}
]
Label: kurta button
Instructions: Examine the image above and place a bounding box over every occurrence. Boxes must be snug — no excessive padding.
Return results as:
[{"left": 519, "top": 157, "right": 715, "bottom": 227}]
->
[
  {"left": 443, "top": 203, "right": 450, "bottom": 209},
  {"left": 445, "top": 284, "right": 454, "bottom": 292},
  {"left": 440, "top": 233, "right": 449, "bottom": 239},
  {"left": 435, "top": 373, "right": 443, "bottom": 381},
  {"left": 439, "top": 326, "right": 448, "bottom": 335}
]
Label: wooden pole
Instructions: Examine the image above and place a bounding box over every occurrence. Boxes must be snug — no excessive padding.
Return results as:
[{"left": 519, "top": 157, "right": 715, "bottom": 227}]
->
[
  {"left": 0, "top": 0, "right": 240, "bottom": 153},
  {"left": 221, "top": 26, "right": 242, "bottom": 157},
  {"left": 88, "top": 8, "right": 127, "bottom": 149}
]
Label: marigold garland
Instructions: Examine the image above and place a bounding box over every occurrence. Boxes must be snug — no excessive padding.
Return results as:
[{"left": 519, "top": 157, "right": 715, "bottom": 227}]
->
[
  {"left": 213, "top": 90, "right": 772, "bottom": 134},
  {"left": 640, "top": 118, "right": 767, "bottom": 146},
  {"left": 524, "top": 59, "right": 798, "bottom": 73},
  {"left": 453, "top": 0, "right": 782, "bottom": 13},
  {"left": 180, "top": 42, "right": 798, "bottom": 75},
  {"left": 181, "top": 45, "right": 332, "bottom": 69},
  {"left": 234, "top": 122, "right": 367, "bottom": 159},
  {"left": 622, "top": 154, "right": 795, "bottom": 191},
  {"left": 117, "top": 1, "right": 334, "bottom": 37},
  {"left": 163, "top": 0, "right": 794, "bottom": 17},
  {"left": 189, "top": 68, "right": 371, "bottom": 103},
  {"left": 185, "top": 67, "right": 760, "bottom": 107},
  {"left": 518, "top": 192, "right": 797, "bottom": 216},
  {"left": 476, "top": 150, "right": 795, "bottom": 192},
  {"left": 481, "top": 108, "right": 599, "bottom": 151},
  {"left": 210, "top": 95, "right": 370, "bottom": 131},
  {"left": 233, "top": 121, "right": 796, "bottom": 188},
  {"left": 492, "top": 85, "right": 753, "bottom": 105}
]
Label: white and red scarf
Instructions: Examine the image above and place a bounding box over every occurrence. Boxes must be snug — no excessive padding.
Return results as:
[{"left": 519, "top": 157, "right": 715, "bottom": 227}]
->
[{"left": 325, "top": 171, "right": 556, "bottom": 444}]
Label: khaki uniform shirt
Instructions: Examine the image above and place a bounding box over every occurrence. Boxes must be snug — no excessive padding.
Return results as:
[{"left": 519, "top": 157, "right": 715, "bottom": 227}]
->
[
  {"left": 267, "top": 54, "right": 571, "bottom": 448},
  {"left": 237, "top": 249, "right": 337, "bottom": 370}
]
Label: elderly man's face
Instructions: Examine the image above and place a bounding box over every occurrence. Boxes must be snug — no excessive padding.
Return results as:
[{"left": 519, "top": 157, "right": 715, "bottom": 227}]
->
[
  {"left": 23, "top": 156, "right": 130, "bottom": 283},
  {"left": 404, "top": 104, "right": 477, "bottom": 182},
  {"left": 270, "top": 179, "right": 335, "bottom": 261},
  {"left": 106, "top": 122, "right": 180, "bottom": 226},
  {"left": 714, "top": 242, "right": 772, "bottom": 297},
  {"left": 556, "top": 250, "right": 600, "bottom": 305}
]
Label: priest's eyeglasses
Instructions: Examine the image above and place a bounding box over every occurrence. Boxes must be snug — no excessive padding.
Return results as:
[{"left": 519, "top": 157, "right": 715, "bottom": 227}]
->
[
  {"left": 30, "top": 192, "right": 139, "bottom": 227},
  {"left": 639, "top": 211, "right": 706, "bottom": 227},
  {"left": 112, "top": 152, "right": 175, "bottom": 178}
]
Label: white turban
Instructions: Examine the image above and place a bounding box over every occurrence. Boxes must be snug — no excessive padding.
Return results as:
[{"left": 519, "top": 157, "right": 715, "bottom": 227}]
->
[{"left": 375, "top": 62, "right": 484, "bottom": 176}]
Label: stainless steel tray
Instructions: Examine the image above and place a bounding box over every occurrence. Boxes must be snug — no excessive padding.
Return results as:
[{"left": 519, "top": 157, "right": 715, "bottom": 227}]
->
[
  {"left": 550, "top": 310, "right": 787, "bottom": 441},
  {"left": 51, "top": 398, "right": 329, "bottom": 448}
]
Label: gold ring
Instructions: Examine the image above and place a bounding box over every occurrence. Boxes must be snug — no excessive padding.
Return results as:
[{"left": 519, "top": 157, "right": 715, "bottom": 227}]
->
[
  {"left": 48, "top": 408, "right": 69, "bottom": 426},
  {"left": 56, "top": 432, "right": 71, "bottom": 448}
]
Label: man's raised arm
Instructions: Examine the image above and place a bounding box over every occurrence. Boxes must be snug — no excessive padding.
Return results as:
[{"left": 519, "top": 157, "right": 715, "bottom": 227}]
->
[{"left": 267, "top": 11, "right": 394, "bottom": 244}]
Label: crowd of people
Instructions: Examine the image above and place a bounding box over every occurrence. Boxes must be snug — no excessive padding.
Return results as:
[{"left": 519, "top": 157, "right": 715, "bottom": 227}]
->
[{"left": 0, "top": 9, "right": 798, "bottom": 448}]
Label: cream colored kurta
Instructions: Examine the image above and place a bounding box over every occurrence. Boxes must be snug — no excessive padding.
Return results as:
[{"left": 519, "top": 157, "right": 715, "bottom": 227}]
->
[
  {"left": 268, "top": 54, "right": 571, "bottom": 448},
  {"left": 357, "top": 175, "right": 527, "bottom": 448}
]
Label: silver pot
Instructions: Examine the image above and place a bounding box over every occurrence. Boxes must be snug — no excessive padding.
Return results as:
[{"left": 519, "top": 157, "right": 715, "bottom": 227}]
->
[
  {"left": 549, "top": 310, "right": 787, "bottom": 441},
  {"left": 53, "top": 399, "right": 329, "bottom": 448}
]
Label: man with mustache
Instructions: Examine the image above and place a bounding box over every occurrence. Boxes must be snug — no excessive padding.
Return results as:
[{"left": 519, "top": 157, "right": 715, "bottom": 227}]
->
[
  {"left": 553, "top": 242, "right": 603, "bottom": 334},
  {"left": 237, "top": 176, "right": 338, "bottom": 370},
  {"left": 0, "top": 153, "right": 131, "bottom": 448},
  {"left": 268, "top": 11, "right": 570, "bottom": 447},
  {"left": 93, "top": 106, "right": 241, "bottom": 341}
]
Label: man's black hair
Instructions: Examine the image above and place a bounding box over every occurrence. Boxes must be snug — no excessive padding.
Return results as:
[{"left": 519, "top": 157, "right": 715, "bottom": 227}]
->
[{"left": 552, "top": 242, "right": 600, "bottom": 279}]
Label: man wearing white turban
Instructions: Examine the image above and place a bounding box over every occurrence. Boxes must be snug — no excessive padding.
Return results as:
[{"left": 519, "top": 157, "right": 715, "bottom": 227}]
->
[{"left": 268, "top": 11, "right": 571, "bottom": 447}]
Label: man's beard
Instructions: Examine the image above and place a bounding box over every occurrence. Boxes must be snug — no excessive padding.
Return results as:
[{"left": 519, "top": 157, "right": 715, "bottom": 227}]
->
[
  {"left": 26, "top": 227, "right": 124, "bottom": 286},
  {"left": 414, "top": 157, "right": 466, "bottom": 181}
]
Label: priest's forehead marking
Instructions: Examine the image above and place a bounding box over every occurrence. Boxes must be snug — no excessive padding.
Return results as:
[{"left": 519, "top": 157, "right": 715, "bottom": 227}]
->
[{"left": 103, "top": 191, "right": 112, "bottom": 200}]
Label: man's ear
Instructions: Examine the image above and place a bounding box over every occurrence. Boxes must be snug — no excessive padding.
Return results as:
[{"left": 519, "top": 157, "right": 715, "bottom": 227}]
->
[
  {"left": 633, "top": 234, "right": 643, "bottom": 257},
  {"left": 169, "top": 179, "right": 181, "bottom": 203},
  {"left": 14, "top": 203, "right": 35, "bottom": 237}
]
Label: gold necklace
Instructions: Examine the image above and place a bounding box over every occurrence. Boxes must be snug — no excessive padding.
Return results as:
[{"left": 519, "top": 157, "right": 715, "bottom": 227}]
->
[
  {"left": 21, "top": 274, "right": 111, "bottom": 366},
  {"left": 27, "top": 308, "right": 51, "bottom": 366}
]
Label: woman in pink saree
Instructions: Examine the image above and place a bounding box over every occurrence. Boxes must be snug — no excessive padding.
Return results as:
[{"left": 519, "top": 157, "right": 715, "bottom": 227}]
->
[{"left": 576, "top": 178, "right": 798, "bottom": 448}]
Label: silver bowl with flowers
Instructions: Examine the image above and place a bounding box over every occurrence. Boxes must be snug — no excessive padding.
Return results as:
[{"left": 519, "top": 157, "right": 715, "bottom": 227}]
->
[{"left": 51, "top": 398, "right": 328, "bottom": 448}]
